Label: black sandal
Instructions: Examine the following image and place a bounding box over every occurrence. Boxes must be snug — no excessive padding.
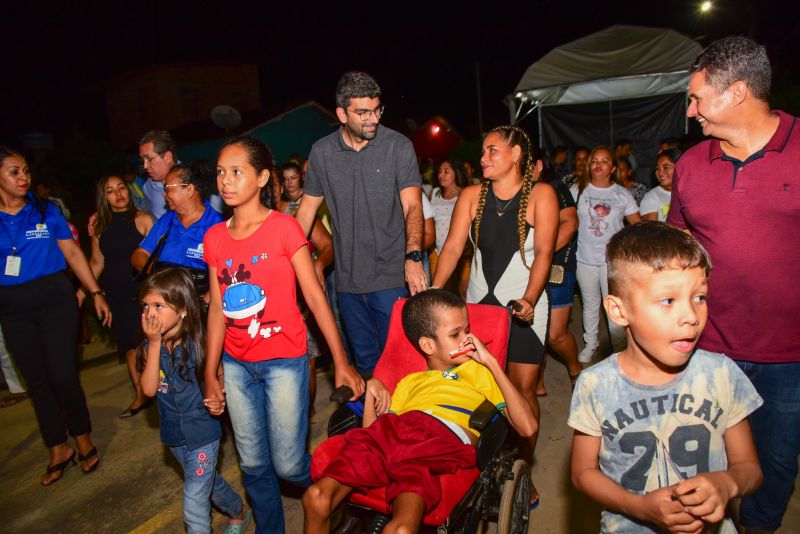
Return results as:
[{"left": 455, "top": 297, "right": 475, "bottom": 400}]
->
[
  {"left": 78, "top": 447, "right": 100, "bottom": 474},
  {"left": 41, "top": 450, "right": 76, "bottom": 486}
]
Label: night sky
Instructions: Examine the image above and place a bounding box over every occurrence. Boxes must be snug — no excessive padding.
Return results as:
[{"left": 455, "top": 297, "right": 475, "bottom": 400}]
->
[{"left": 4, "top": 0, "right": 798, "bottom": 147}]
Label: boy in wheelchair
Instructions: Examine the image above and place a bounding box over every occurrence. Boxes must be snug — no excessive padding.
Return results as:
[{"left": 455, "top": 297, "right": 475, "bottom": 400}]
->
[{"left": 303, "top": 289, "right": 536, "bottom": 533}]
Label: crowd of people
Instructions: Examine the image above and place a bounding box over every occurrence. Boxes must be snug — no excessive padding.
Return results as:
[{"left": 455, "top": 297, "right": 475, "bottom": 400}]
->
[{"left": 1, "top": 34, "right": 798, "bottom": 534}]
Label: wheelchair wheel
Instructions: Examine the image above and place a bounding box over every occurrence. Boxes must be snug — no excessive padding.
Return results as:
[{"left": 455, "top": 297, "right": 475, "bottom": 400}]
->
[{"left": 496, "top": 459, "right": 530, "bottom": 534}]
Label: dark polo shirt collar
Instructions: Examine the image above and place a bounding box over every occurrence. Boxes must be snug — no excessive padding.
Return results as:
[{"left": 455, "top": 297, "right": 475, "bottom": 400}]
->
[
  {"left": 708, "top": 109, "right": 796, "bottom": 163},
  {"left": 334, "top": 124, "right": 385, "bottom": 152}
]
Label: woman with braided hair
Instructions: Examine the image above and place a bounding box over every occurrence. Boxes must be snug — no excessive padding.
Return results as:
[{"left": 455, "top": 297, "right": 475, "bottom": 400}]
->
[{"left": 432, "top": 126, "right": 559, "bottom": 505}]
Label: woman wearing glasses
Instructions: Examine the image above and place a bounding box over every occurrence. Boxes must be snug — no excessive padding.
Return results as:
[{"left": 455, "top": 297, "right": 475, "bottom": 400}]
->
[{"left": 131, "top": 161, "right": 223, "bottom": 299}]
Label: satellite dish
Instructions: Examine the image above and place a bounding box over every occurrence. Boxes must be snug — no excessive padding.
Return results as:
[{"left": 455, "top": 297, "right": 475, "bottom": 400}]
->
[{"left": 211, "top": 105, "right": 242, "bottom": 131}]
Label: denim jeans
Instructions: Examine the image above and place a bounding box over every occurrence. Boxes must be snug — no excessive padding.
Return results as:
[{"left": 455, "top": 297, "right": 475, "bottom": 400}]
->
[
  {"left": 337, "top": 286, "right": 408, "bottom": 376},
  {"left": 169, "top": 440, "right": 243, "bottom": 534},
  {"left": 325, "top": 270, "right": 353, "bottom": 358},
  {"left": 222, "top": 353, "right": 312, "bottom": 534},
  {"left": 736, "top": 360, "right": 800, "bottom": 531}
]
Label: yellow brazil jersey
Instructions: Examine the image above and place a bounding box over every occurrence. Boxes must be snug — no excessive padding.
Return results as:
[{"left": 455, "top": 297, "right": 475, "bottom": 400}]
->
[{"left": 390, "top": 359, "right": 506, "bottom": 437}]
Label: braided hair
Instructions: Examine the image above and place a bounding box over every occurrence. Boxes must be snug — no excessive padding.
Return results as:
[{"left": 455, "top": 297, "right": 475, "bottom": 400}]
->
[{"left": 474, "top": 125, "right": 538, "bottom": 269}]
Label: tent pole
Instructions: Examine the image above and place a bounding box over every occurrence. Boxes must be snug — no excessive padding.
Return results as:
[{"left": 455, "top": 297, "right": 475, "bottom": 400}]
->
[
  {"left": 609, "top": 101, "right": 614, "bottom": 146},
  {"left": 508, "top": 97, "right": 517, "bottom": 126},
  {"left": 537, "top": 107, "right": 543, "bottom": 148}
]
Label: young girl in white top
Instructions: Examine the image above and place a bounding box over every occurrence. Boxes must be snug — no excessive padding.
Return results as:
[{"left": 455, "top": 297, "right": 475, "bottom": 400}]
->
[
  {"left": 640, "top": 148, "right": 682, "bottom": 222},
  {"left": 570, "top": 146, "right": 641, "bottom": 363}
]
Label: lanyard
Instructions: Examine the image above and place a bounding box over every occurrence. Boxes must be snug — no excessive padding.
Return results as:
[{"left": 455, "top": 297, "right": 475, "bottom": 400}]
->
[{"left": 1, "top": 207, "right": 29, "bottom": 256}]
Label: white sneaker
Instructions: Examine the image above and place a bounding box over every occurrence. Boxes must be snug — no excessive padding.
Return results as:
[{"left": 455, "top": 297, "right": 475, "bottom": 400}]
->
[{"left": 578, "top": 344, "right": 597, "bottom": 363}]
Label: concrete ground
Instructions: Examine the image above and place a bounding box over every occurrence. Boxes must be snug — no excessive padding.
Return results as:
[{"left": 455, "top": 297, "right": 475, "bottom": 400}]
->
[{"left": 1, "top": 306, "right": 799, "bottom": 533}]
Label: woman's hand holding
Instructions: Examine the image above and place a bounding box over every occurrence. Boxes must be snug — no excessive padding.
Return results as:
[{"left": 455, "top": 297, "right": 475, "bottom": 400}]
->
[{"left": 512, "top": 298, "right": 535, "bottom": 323}]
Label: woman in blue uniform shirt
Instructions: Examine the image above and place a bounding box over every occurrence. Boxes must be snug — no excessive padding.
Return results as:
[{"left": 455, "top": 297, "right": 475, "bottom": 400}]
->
[
  {"left": 131, "top": 161, "right": 223, "bottom": 299},
  {"left": 0, "top": 147, "right": 112, "bottom": 485}
]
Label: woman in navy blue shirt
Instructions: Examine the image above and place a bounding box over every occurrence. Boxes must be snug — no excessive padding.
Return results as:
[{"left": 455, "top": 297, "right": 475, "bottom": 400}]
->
[{"left": 0, "top": 147, "right": 112, "bottom": 485}]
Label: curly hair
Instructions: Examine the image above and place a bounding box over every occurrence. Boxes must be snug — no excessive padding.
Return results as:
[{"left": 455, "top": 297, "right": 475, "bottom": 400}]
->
[
  {"left": 335, "top": 71, "right": 382, "bottom": 110},
  {"left": 473, "top": 125, "right": 539, "bottom": 269},
  {"left": 168, "top": 160, "right": 215, "bottom": 201}
]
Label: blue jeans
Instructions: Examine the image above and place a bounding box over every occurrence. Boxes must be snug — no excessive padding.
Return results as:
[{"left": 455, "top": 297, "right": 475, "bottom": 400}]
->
[
  {"left": 736, "top": 360, "right": 800, "bottom": 531},
  {"left": 325, "top": 270, "right": 352, "bottom": 358},
  {"left": 337, "top": 286, "right": 408, "bottom": 376},
  {"left": 169, "top": 440, "right": 243, "bottom": 534},
  {"left": 222, "top": 353, "right": 312, "bottom": 534}
]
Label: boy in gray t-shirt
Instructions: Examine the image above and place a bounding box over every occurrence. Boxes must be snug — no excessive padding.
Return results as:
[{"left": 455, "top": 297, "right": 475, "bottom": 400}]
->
[{"left": 569, "top": 222, "right": 763, "bottom": 533}]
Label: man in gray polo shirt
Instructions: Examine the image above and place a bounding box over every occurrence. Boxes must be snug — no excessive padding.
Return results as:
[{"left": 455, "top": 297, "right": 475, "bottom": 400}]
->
[{"left": 295, "top": 71, "right": 426, "bottom": 376}]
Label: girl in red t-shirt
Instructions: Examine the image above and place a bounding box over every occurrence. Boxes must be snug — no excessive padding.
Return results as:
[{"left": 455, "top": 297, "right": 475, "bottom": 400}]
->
[{"left": 203, "top": 136, "right": 364, "bottom": 532}]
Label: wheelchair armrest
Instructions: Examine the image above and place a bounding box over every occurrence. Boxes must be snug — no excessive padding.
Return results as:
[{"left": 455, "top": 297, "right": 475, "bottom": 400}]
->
[
  {"left": 470, "top": 400, "right": 509, "bottom": 469},
  {"left": 469, "top": 399, "right": 500, "bottom": 431},
  {"left": 327, "top": 400, "right": 364, "bottom": 437}
]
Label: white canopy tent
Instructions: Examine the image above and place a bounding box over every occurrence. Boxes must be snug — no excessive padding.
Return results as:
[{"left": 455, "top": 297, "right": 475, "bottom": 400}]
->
[{"left": 509, "top": 25, "right": 703, "bottom": 184}]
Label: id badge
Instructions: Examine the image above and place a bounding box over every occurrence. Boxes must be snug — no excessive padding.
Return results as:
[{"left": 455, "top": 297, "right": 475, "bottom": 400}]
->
[{"left": 5, "top": 255, "right": 21, "bottom": 277}]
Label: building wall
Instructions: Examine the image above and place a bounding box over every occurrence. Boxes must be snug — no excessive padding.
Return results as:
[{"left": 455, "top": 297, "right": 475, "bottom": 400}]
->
[{"left": 105, "top": 63, "right": 260, "bottom": 146}]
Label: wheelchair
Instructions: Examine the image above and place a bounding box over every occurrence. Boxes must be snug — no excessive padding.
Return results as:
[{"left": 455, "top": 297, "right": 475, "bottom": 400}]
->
[{"left": 311, "top": 299, "right": 532, "bottom": 533}]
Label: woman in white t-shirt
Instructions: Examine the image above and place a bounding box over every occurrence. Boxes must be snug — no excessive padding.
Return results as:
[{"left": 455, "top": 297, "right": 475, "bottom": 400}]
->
[
  {"left": 570, "top": 146, "right": 641, "bottom": 363},
  {"left": 640, "top": 148, "right": 682, "bottom": 222},
  {"left": 429, "top": 159, "right": 470, "bottom": 296}
]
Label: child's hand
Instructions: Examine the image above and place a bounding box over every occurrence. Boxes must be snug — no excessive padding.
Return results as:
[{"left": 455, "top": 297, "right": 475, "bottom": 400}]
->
[
  {"left": 366, "top": 378, "right": 391, "bottom": 416},
  {"left": 459, "top": 334, "right": 496, "bottom": 368},
  {"left": 203, "top": 378, "right": 226, "bottom": 416},
  {"left": 141, "top": 312, "right": 163, "bottom": 343},
  {"left": 639, "top": 486, "right": 704, "bottom": 533},
  {"left": 334, "top": 363, "right": 365, "bottom": 401},
  {"left": 673, "top": 472, "right": 736, "bottom": 524}
]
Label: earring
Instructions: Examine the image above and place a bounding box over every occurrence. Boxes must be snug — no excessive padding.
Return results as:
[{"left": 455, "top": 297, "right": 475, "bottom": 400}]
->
[{"left": 181, "top": 313, "right": 187, "bottom": 319}]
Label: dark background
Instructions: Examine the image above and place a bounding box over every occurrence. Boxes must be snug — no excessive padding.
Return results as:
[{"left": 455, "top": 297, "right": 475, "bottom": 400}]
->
[
  {"left": 3, "top": 0, "right": 798, "bottom": 212},
  {"left": 5, "top": 1, "right": 798, "bottom": 142}
]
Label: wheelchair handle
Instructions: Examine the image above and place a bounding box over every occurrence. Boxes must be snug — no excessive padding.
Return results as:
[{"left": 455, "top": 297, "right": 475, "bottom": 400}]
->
[
  {"left": 506, "top": 300, "right": 523, "bottom": 313},
  {"left": 330, "top": 385, "right": 354, "bottom": 403}
]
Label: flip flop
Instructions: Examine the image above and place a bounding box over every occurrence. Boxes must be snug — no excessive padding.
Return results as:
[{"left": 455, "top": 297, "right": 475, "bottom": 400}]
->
[
  {"left": 78, "top": 447, "right": 100, "bottom": 474},
  {"left": 41, "top": 449, "right": 76, "bottom": 486}
]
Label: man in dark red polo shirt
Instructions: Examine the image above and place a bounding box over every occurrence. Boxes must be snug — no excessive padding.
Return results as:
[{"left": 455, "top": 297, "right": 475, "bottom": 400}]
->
[{"left": 667, "top": 36, "right": 800, "bottom": 534}]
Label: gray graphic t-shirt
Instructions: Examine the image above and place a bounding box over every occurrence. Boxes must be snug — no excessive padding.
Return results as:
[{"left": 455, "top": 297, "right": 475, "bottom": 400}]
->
[{"left": 568, "top": 350, "right": 762, "bottom": 533}]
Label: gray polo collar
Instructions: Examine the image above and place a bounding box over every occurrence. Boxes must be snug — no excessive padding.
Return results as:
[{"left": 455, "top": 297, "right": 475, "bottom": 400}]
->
[{"left": 335, "top": 125, "right": 384, "bottom": 152}]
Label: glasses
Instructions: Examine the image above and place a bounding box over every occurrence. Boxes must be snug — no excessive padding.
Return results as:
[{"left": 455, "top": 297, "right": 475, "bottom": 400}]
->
[
  {"left": 164, "top": 183, "right": 190, "bottom": 192},
  {"left": 347, "top": 104, "right": 384, "bottom": 121}
]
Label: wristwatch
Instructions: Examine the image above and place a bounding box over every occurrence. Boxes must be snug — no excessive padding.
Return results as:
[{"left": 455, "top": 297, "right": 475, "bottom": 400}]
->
[{"left": 404, "top": 250, "right": 424, "bottom": 262}]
